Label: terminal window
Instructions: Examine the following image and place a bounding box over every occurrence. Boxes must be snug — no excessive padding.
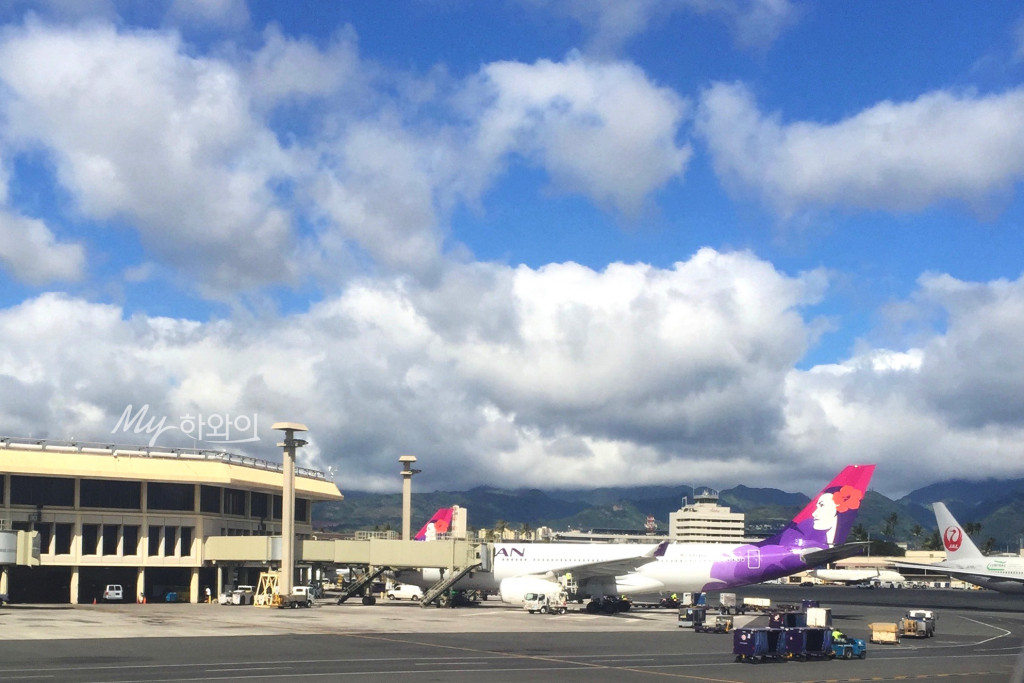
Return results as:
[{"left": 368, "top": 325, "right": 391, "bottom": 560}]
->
[
  {"left": 164, "top": 526, "right": 177, "bottom": 556},
  {"left": 200, "top": 485, "right": 221, "bottom": 513},
  {"left": 251, "top": 492, "right": 269, "bottom": 519},
  {"left": 82, "top": 524, "right": 99, "bottom": 555},
  {"left": 54, "top": 523, "right": 72, "bottom": 554},
  {"left": 81, "top": 479, "right": 141, "bottom": 510},
  {"left": 102, "top": 524, "right": 119, "bottom": 555},
  {"left": 123, "top": 525, "right": 139, "bottom": 555},
  {"left": 11, "top": 475, "right": 74, "bottom": 507},
  {"left": 180, "top": 526, "right": 194, "bottom": 556},
  {"left": 37, "top": 523, "right": 52, "bottom": 554},
  {"left": 148, "top": 525, "right": 161, "bottom": 556},
  {"left": 147, "top": 483, "right": 194, "bottom": 511},
  {"left": 224, "top": 488, "right": 246, "bottom": 516}
]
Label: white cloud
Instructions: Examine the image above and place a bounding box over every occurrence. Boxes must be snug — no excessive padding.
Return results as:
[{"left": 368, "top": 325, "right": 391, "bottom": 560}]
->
[
  {"left": 0, "top": 21, "right": 297, "bottom": 295},
  {"left": 783, "top": 272, "right": 1024, "bottom": 494},
  {"left": 697, "top": 81, "right": 1024, "bottom": 215},
  {"left": 468, "top": 55, "right": 691, "bottom": 216},
  {"left": 0, "top": 211, "right": 84, "bottom": 284},
  {"left": 0, "top": 249, "right": 829, "bottom": 490},
  {"left": 6, "top": 253, "right": 1024, "bottom": 495}
]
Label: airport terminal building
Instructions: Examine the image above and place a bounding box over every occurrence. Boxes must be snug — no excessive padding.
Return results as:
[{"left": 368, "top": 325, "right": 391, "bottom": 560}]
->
[{"left": 0, "top": 436, "right": 343, "bottom": 604}]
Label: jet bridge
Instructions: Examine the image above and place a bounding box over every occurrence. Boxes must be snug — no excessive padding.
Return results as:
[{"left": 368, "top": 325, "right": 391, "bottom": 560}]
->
[{"left": 205, "top": 536, "right": 490, "bottom": 605}]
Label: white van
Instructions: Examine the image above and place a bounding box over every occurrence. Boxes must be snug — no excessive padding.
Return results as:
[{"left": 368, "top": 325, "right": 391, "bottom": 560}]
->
[
  {"left": 386, "top": 583, "right": 422, "bottom": 601},
  {"left": 102, "top": 584, "right": 123, "bottom": 602}
]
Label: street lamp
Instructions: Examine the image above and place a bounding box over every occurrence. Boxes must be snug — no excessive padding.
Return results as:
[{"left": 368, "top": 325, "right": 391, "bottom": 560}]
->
[
  {"left": 399, "top": 455, "right": 421, "bottom": 541},
  {"left": 273, "top": 422, "right": 308, "bottom": 595}
]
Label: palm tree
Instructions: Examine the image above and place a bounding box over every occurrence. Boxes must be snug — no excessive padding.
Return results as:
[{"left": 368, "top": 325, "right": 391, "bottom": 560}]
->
[
  {"left": 493, "top": 519, "right": 509, "bottom": 541},
  {"left": 910, "top": 524, "right": 923, "bottom": 548},
  {"left": 519, "top": 522, "right": 533, "bottom": 540},
  {"left": 883, "top": 512, "right": 899, "bottom": 538}
]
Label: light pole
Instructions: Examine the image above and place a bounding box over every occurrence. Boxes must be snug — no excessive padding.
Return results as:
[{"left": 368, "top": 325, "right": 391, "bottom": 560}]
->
[
  {"left": 273, "top": 422, "right": 308, "bottom": 595},
  {"left": 399, "top": 455, "right": 421, "bottom": 541}
]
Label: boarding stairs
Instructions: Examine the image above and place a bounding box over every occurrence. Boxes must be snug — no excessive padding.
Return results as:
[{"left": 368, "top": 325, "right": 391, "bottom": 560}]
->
[
  {"left": 420, "top": 562, "right": 482, "bottom": 607},
  {"left": 336, "top": 566, "right": 389, "bottom": 604}
]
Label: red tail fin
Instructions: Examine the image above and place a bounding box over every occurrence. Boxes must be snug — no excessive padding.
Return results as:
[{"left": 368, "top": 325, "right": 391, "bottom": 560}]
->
[{"left": 414, "top": 507, "right": 455, "bottom": 541}]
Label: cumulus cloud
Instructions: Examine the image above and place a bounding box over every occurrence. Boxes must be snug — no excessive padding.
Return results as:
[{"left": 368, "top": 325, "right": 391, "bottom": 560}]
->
[
  {"left": 467, "top": 55, "right": 690, "bottom": 216},
  {"left": 697, "top": 81, "right": 1024, "bottom": 215},
  {"left": 783, "top": 272, "right": 1024, "bottom": 494},
  {"left": 0, "top": 21, "right": 297, "bottom": 295},
  {"left": 0, "top": 211, "right": 84, "bottom": 284},
  {"left": 0, "top": 249, "right": 828, "bottom": 491},
  {"left": 5, "top": 252, "right": 1024, "bottom": 495}
]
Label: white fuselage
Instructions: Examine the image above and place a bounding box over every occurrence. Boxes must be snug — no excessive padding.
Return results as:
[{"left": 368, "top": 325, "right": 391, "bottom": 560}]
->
[{"left": 401, "top": 541, "right": 809, "bottom": 598}]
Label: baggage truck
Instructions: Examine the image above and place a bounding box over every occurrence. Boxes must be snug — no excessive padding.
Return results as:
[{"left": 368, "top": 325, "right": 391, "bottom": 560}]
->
[{"left": 898, "top": 616, "right": 933, "bottom": 638}]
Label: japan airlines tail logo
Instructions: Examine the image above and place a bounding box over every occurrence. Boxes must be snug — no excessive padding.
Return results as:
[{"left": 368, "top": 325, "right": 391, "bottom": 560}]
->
[{"left": 943, "top": 526, "right": 963, "bottom": 552}]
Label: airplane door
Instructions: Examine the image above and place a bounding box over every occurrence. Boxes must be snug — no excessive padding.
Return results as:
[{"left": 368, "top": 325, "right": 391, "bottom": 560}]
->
[{"left": 747, "top": 548, "right": 761, "bottom": 570}]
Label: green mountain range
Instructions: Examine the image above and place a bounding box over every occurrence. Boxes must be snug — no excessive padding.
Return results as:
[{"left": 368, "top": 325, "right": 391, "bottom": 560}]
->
[{"left": 313, "top": 479, "right": 1024, "bottom": 552}]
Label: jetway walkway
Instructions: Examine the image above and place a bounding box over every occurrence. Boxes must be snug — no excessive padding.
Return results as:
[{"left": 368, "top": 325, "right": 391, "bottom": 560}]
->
[{"left": 206, "top": 536, "right": 491, "bottom": 606}]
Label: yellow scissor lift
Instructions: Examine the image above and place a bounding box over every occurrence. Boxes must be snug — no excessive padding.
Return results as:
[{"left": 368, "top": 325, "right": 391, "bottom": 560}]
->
[{"left": 253, "top": 571, "right": 312, "bottom": 608}]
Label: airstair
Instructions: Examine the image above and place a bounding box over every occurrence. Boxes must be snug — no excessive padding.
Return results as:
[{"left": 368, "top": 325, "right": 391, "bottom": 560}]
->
[
  {"left": 420, "top": 562, "right": 482, "bottom": 606},
  {"left": 336, "top": 566, "right": 389, "bottom": 604}
]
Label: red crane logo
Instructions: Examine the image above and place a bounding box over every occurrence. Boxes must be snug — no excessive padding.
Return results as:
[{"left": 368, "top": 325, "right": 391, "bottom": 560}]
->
[{"left": 943, "top": 526, "right": 963, "bottom": 552}]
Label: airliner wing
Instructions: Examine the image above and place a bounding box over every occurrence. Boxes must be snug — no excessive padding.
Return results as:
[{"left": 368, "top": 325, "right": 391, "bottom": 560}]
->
[
  {"left": 893, "top": 560, "right": 1024, "bottom": 586},
  {"left": 799, "top": 542, "right": 869, "bottom": 568},
  {"left": 542, "top": 541, "right": 669, "bottom": 580}
]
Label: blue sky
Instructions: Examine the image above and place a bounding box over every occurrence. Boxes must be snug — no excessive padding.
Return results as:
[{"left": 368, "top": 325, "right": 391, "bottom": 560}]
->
[{"left": 0, "top": 0, "right": 1023, "bottom": 497}]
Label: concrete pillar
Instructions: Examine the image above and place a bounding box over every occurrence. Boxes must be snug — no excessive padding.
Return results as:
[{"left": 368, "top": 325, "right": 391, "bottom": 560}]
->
[
  {"left": 136, "top": 567, "right": 145, "bottom": 603},
  {"left": 273, "top": 422, "right": 307, "bottom": 596},
  {"left": 0, "top": 567, "right": 8, "bottom": 596},
  {"left": 216, "top": 565, "right": 223, "bottom": 595},
  {"left": 399, "top": 455, "right": 419, "bottom": 541},
  {"left": 189, "top": 567, "right": 199, "bottom": 604},
  {"left": 70, "top": 567, "right": 79, "bottom": 605}
]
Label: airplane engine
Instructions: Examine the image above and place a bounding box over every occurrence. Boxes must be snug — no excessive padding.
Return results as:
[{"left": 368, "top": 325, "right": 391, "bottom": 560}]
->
[{"left": 499, "top": 577, "right": 562, "bottom": 605}]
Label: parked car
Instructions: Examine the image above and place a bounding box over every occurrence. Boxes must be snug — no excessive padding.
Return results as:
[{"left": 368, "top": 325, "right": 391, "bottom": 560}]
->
[
  {"left": 386, "top": 583, "right": 422, "bottom": 601},
  {"left": 102, "top": 584, "right": 123, "bottom": 602}
]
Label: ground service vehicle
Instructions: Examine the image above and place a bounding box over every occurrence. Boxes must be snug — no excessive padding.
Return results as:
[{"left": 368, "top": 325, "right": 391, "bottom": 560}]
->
[
  {"left": 386, "top": 583, "right": 422, "bottom": 601},
  {"left": 231, "top": 586, "right": 255, "bottom": 605},
  {"left": 523, "top": 591, "right": 567, "bottom": 614},
  {"left": 102, "top": 584, "right": 123, "bottom": 602},
  {"left": 832, "top": 637, "right": 868, "bottom": 660},
  {"left": 898, "top": 616, "right": 934, "bottom": 638},
  {"left": 906, "top": 609, "right": 937, "bottom": 634},
  {"left": 783, "top": 627, "right": 835, "bottom": 660}
]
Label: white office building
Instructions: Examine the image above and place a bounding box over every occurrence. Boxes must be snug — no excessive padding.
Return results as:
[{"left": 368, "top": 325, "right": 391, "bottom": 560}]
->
[{"left": 669, "top": 488, "right": 745, "bottom": 543}]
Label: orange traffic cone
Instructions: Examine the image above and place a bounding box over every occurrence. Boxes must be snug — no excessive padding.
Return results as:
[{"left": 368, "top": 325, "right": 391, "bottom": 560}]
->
[{"left": 93, "top": 598, "right": 96, "bottom": 604}]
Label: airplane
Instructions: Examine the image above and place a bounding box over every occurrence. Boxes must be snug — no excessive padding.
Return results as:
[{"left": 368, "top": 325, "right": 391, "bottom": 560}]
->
[
  {"left": 397, "top": 464, "right": 875, "bottom": 611},
  {"left": 894, "top": 502, "right": 1024, "bottom": 593},
  {"left": 806, "top": 567, "right": 906, "bottom": 585}
]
